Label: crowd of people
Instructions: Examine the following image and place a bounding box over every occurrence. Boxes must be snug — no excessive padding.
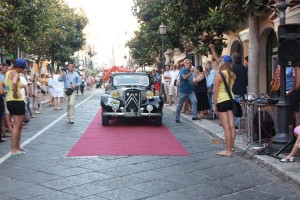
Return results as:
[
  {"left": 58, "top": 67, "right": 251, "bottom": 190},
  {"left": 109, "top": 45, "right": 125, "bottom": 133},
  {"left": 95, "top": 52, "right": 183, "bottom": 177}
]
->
[
  {"left": 0, "top": 60, "right": 100, "bottom": 155},
  {"left": 1, "top": 56, "right": 299, "bottom": 160}
]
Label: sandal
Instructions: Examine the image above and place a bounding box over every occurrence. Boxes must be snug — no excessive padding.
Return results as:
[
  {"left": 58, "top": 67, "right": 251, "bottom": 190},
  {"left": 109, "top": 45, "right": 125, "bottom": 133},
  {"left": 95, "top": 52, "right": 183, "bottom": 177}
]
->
[
  {"left": 5, "top": 129, "right": 12, "bottom": 133},
  {"left": 296, "top": 143, "right": 300, "bottom": 149},
  {"left": 280, "top": 156, "right": 295, "bottom": 163}
]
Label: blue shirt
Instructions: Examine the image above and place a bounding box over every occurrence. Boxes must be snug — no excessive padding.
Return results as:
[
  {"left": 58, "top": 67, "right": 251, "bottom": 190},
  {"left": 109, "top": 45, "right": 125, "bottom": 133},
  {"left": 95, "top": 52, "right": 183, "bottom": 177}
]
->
[
  {"left": 59, "top": 71, "right": 81, "bottom": 89},
  {"left": 178, "top": 68, "right": 193, "bottom": 94},
  {"left": 207, "top": 68, "right": 216, "bottom": 92}
]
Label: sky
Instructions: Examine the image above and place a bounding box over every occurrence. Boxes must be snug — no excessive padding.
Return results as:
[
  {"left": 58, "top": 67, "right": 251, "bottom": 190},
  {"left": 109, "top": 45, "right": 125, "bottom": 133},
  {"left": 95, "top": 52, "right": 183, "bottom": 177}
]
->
[{"left": 65, "top": 0, "right": 138, "bottom": 62}]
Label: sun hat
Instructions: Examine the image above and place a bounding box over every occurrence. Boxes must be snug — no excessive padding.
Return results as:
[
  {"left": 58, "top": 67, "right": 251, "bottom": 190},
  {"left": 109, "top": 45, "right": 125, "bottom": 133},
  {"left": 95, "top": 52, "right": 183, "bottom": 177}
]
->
[
  {"left": 14, "top": 58, "right": 27, "bottom": 68},
  {"left": 221, "top": 55, "right": 232, "bottom": 63}
]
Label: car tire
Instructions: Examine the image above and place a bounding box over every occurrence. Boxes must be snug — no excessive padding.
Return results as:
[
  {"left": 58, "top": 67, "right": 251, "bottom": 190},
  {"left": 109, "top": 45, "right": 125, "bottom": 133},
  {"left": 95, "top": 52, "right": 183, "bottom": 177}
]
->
[
  {"left": 154, "top": 110, "right": 162, "bottom": 126},
  {"left": 102, "top": 108, "right": 109, "bottom": 126}
]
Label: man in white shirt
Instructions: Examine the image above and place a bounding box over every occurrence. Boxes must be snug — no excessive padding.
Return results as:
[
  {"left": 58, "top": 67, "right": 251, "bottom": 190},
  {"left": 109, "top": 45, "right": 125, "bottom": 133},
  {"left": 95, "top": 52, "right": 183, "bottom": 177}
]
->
[
  {"left": 163, "top": 65, "right": 172, "bottom": 105},
  {"left": 169, "top": 63, "right": 180, "bottom": 106},
  {"left": 159, "top": 68, "right": 167, "bottom": 102}
]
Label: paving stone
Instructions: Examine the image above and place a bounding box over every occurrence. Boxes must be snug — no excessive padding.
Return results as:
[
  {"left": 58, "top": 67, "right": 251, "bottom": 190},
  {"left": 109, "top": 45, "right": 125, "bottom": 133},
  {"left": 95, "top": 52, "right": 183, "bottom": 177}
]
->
[
  {"left": 3, "top": 185, "right": 54, "bottom": 199},
  {"left": 39, "top": 176, "right": 92, "bottom": 190},
  {"left": 24, "top": 191, "right": 79, "bottom": 200},
  {"left": 62, "top": 183, "right": 111, "bottom": 197},
  {"left": 129, "top": 180, "right": 186, "bottom": 196},
  {"left": 214, "top": 189, "right": 282, "bottom": 200},
  {"left": 94, "top": 175, "right": 148, "bottom": 190},
  {"left": 96, "top": 187, "right": 152, "bottom": 200},
  {"left": 76, "top": 171, "right": 114, "bottom": 181},
  {"left": 0, "top": 176, "right": 34, "bottom": 193}
]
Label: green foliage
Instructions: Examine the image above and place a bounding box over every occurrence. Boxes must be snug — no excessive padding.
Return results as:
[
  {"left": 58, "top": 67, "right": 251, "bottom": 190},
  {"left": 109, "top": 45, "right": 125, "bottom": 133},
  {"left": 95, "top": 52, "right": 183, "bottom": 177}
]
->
[{"left": 0, "top": 0, "right": 87, "bottom": 67}]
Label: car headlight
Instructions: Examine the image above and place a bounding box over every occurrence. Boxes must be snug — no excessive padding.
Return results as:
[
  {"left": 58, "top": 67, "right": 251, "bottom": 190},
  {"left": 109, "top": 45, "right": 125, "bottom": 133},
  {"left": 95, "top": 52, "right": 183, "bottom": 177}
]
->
[
  {"left": 111, "top": 91, "right": 120, "bottom": 98},
  {"left": 146, "top": 91, "right": 154, "bottom": 99}
]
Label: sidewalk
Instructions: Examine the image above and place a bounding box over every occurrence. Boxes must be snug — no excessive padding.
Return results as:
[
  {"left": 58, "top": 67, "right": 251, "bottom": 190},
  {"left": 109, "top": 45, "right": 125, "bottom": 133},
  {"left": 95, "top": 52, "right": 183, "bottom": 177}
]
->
[{"left": 166, "top": 105, "right": 300, "bottom": 187}]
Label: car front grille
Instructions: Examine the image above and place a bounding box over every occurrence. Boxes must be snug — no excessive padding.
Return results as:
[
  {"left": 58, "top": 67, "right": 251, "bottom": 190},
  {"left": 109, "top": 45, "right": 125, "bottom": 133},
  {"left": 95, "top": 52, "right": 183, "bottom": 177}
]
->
[{"left": 124, "top": 89, "right": 141, "bottom": 112}]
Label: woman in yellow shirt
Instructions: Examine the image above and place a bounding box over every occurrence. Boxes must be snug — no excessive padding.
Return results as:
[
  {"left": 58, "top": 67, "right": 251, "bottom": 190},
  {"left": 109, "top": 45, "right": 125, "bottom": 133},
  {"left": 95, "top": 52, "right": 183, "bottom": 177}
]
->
[
  {"left": 213, "top": 56, "right": 236, "bottom": 157},
  {"left": 5, "top": 58, "right": 27, "bottom": 155}
]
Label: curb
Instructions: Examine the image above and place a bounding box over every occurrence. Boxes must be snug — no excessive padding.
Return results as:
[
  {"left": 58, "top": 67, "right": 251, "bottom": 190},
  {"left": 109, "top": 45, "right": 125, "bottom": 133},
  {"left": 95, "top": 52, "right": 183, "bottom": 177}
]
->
[{"left": 166, "top": 106, "right": 300, "bottom": 188}]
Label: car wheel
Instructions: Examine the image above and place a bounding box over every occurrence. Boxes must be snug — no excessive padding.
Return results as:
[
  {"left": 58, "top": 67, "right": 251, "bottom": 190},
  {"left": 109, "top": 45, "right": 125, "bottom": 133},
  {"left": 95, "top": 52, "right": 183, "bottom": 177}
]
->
[
  {"left": 102, "top": 108, "right": 109, "bottom": 126},
  {"left": 154, "top": 110, "right": 162, "bottom": 126}
]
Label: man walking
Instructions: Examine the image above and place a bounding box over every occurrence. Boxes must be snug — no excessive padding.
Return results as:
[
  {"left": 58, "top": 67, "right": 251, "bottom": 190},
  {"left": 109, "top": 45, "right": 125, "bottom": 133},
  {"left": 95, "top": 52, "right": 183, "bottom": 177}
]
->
[
  {"left": 59, "top": 63, "right": 81, "bottom": 124},
  {"left": 175, "top": 59, "right": 199, "bottom": 123}
]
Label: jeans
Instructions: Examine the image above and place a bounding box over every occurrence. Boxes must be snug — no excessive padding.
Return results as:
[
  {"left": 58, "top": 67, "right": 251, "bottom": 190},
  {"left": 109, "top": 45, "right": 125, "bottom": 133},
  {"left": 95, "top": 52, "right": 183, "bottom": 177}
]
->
[
  {"left": 175, "top": 91, "right": 198, "bottom": 120},
  {"left": 26, "top": 99, "right": 32, "bottom": 116},
  {"left": 208, "top": 91, "right": 214, "bottom": 117}
]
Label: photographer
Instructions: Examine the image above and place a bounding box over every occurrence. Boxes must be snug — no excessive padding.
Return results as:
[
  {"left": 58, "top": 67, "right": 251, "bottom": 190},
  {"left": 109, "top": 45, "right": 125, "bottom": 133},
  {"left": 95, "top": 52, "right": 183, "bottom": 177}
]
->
[{"left": 59, "top": 63, "right": 81, "bottom": 124}]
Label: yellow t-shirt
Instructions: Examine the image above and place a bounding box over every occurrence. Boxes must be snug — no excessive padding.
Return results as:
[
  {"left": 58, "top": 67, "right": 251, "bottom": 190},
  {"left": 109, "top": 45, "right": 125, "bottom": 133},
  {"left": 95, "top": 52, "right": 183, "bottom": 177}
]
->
[
  {"left": 5, "top": 70, "right": 24, "bottom": 101},
  {"left": 217, "top": 70, "right": 234, "bottom": 103}
]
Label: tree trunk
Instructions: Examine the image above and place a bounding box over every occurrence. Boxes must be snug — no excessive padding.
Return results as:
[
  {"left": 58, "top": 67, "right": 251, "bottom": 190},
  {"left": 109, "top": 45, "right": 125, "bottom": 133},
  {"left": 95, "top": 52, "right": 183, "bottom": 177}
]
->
[{"left": 248, "top": 13, "right": 259, "bottom": 95}]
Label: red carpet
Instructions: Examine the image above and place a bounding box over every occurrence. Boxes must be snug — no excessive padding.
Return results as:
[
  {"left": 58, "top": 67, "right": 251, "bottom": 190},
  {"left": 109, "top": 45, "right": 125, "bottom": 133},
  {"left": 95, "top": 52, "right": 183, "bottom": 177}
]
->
[{"left": 67, "top": 108, "right": 189, "bottom": 157}]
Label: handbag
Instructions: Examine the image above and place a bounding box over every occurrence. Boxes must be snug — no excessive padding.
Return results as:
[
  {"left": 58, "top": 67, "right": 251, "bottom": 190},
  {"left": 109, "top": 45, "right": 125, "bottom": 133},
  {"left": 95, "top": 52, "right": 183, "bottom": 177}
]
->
[
  {"left": 219, "top": 72, "right": 242, "bottom": 117},
  {"left": 65, "top": 88, "right": 74, "bottom": 96},
  {"left": 23, "top": 109, "right": 30, "bottom": 123}
]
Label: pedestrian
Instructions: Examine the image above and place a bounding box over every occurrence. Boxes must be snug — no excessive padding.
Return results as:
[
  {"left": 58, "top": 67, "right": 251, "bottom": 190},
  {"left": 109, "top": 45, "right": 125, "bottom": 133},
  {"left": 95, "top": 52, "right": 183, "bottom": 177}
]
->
[
  {"left": 4, "top": 58, "right": 27, "bottom": 155},
  {"left": 0, "top": 63, "right": 13, "bottom": 135},
  {"left": 280, "top": 125, "right": 300, "bottom": 162},
  {"left": 159, "top": 68, "right": 167, "bottom": 102},
  {"left": 193, "top": 65, "right": 210, "bottom": 119},
  {"left": 47, "top": 73, "right": 55, "bottom": 107},
  {"left": 175, "top": 59, "right": 199, "bottom": 123},
  {"left": 163, "top": 65, "right": 172, "bottom": 105},
  {"left": 0, "top": 75, "right": 6, "bottom": 143},
  {"left": 152, "top": 69, "right": 161, "bottom": 96},
  {"left": 169, "top": 63, "right": 180, "bottom": 106},
  {"left": 52, "top": 71, "right": 64, "bottom": 110},
  {"left": 205, "top": 61, "right": 217, "bottom": 120},
  {"left": 59, "top": 63, "right": 81, "bottom": 124},
  {"left": 213, "top": 55, "right": 236, "bottom": 157},
  {"left": 231, "top": 52, "right": 248, "bottom": 130}
]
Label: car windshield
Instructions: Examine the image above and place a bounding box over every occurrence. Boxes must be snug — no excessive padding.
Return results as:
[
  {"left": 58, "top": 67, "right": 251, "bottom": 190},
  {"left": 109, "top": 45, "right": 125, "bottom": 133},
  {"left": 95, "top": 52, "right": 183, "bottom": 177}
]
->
[{"left": 113, "top": 75, "right": 149, "bottom": 86}]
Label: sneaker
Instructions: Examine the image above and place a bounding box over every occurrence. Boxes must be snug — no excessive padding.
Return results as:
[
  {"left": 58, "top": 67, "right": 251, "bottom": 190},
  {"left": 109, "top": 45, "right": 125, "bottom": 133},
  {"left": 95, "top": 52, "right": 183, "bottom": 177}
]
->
[
  {"left": 31, "top": 115, "right": 37, "bottom": 118},
  {"left": 35, "top": 111, "right": 42, "bottom": 114},
  {"left": 192, "top": 117, "right": 200, "bottom": 120},
  {"left": 175, "top": 120, "right": 181, "bottom": 123}
]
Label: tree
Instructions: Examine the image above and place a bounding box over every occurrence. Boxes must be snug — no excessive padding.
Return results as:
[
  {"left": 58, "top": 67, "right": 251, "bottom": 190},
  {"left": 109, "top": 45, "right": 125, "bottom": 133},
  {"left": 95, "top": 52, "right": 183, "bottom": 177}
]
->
[{"left": 0, "top": 0, "right": 87, "bottom": 73}]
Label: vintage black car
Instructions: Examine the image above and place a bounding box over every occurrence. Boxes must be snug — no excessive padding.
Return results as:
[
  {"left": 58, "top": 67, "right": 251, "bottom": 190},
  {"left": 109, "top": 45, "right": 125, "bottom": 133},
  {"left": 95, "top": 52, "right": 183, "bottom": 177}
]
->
[{"left": 100, "top": 72, "right": 164, "bottom": 126}]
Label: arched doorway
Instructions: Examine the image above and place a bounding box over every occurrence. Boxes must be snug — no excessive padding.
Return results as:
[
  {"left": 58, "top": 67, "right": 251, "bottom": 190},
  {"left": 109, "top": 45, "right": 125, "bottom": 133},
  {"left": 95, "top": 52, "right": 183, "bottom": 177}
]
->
[
  {"left": 230, "top": 40, "right": 243, "bottom": 59},
  {"left": 266, "top": 30, "right": 278, "bottom": 93}
]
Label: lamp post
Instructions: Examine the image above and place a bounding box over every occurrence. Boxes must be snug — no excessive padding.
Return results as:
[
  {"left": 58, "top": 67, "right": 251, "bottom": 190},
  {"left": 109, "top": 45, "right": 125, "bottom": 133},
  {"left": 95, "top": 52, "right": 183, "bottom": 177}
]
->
[
  {"left": 267, "top": 0, "right": 292, "bottom": 156},
  {"left": 159, "top": 22, "right": 167, "bottom": 73}
]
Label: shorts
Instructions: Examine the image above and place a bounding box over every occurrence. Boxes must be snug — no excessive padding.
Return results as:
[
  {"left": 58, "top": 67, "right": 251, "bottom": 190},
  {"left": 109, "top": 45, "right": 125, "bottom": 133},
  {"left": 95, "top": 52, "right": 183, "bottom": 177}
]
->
[
  {"left": 216, "top": 100, "right": 233, "bottom": 112},
  {"left": 7, "top": 101, "right": 25, "bottom": 115},
  {"left": 154, "top": 83, "right": 160, "bottom": 90}
]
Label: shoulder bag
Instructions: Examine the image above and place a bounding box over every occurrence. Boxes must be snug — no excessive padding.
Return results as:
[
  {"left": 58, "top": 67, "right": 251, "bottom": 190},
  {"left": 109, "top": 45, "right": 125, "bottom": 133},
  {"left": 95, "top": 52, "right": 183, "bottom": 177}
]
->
[{"left": 219, "top": 72, "right": 242, "bottom": 117}]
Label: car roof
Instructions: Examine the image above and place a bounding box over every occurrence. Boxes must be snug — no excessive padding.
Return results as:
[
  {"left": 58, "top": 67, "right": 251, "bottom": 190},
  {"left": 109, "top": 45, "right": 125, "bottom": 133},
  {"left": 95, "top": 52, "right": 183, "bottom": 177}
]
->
[{"left": 111, "top": 72, "right": 148, "bottom": 77}]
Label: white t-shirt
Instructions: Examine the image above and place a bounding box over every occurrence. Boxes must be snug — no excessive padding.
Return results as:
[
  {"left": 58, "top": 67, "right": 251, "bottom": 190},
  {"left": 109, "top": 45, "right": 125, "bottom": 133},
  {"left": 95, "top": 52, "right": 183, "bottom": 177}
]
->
[{"left": 170, "top": 70, "right": 179, "bottom": 86}]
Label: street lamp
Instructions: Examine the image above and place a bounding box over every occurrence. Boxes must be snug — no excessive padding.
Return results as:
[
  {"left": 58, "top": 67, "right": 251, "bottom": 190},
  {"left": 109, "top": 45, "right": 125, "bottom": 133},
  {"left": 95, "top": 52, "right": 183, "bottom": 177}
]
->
[
  {"left": 159, "top": 22, "right": 167, "bottom": 73},
  {"left": 266, "top": 0, "right": 292, "bottom": 156}
]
